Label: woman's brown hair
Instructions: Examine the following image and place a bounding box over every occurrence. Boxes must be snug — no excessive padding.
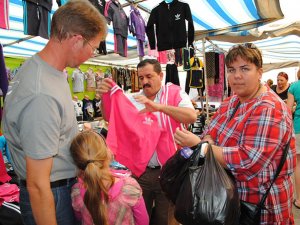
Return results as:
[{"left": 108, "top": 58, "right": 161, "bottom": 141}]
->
[
  {"left": 225, "top": 43, "right": 263, "bottom": 69},
  {"left": 70, "top": 131, "right": 114, "bottom": 225}
]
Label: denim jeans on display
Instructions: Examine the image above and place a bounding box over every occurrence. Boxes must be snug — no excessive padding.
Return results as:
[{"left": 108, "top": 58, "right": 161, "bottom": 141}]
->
[{"left": 19, "top": 179, "right": 77, "bottom": 225}]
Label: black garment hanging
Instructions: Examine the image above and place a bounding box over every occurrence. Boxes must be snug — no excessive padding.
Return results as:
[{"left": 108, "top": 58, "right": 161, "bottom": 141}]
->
[
  {"left": 88, "top": 0, "right": 106, "bottom": 14},
  {"left": 23, "top": 0, "right": 53, "bottom": 39},
  {"left": 205, "top": 51, "right": 220, "bottom": 85},
  {"left": 165, "top": 64, "right": 179, "bottom": 86},
  {"left": 98, "top": 41, "right": 107, "bottom": 55},
  {"left": 146, "top": 0, "right": 194, "bottom": 51}
]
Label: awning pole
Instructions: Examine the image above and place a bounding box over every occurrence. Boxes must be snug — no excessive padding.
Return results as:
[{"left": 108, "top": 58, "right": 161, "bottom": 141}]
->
[
  {"left": 202, "top": 37, "right": 210, "bottom": 124},
  {"left": 3, "top": 36, "right": 35, "bottom": 47}
]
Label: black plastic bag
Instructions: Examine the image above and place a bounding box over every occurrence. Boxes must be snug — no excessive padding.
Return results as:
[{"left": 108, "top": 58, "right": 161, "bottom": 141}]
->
[
  {"left": 174, "top": 144, "right": 240, "bottom": 225},
  {"left": 159, "top": 147, "right": 202, "bottom": 204}
]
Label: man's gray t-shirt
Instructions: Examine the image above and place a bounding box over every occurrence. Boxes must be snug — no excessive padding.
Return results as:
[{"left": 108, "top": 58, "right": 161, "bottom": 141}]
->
[{"left": 2, "top": 54, "right": 78, "bottom": 181}]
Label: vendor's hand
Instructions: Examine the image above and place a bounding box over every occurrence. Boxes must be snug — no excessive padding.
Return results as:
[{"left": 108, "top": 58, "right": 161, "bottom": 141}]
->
[
  {"left": 98, "top": 78, "right": 113, "bottom": 96},
  {"left": 83, "top": 123, "right": 92, "bottom": 130},
  {"left": 174, "top": 128, "right": 201, "bottom": 147},
  {"left": 134, "top": 95, "right": 162, "bottom": 113}
]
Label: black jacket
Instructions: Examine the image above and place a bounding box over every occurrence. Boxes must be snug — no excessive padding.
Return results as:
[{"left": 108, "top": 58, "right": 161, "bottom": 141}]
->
[{"left": 146, "top": 0, "right": 194, "bottom": 51}]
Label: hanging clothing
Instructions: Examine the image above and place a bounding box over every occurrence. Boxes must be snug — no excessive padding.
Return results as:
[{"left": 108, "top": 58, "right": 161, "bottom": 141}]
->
[
  {"left": 0, "top": 151, "right": 11, "bottom": 183},
  {"left": 56, "top": 0, "right": 68, "bottom": 6},
  {"left": 129, "top": 5, "right": 146, "bottom": 42},
  {"left": 98, "top": 41, "right": 107, "bottom": 55},
  {"left": 175, "top": 48, "right": 182, "bottom": 66},
  {"left": 182, "top": 47, "right": 190, "bottom": 71},
  {"left": 0, "top": 135, "right": 11, "bottom": 165},
  {"left": 114, "top": 34, "right": 128, "bottom": 57},
  {"left": 82, "top": 99, "right": 94, "bottom": 121},
  {"left": 88, "top": 0, "right": 107, "bottom": 55},
  {"left": 0, "top": 0, "right": 9, "bottom": 29},
  {"left": 0, "top": 45, "right": 8, "bottom": 98},
  {"left": 92, "top": 98, "right": 101, "bottom": 118},
  {"left": 72, "top": 68, "right": 84, "bottom": 93},
  {"left": 136, "top": 40, "right": 145, "bottom": 57},
  {"left": 189, "top": 57, "right": 204, "bottom": 88},
  {"left": 88, "top": 0, "right": 105, "bottom": 14},
  {"left": 72, "top": 100, "right": 83, "bottom": 118},
  {"left": 131, "top": 69, "right": 140, "bottom": 93},
  {"left": 129, "top": 5, "right": 146, "bottom": 57},
  {"left": 85, "top": 69, "right": 96, "bottom": 91},
  {"left": 206, "top": 53, "right": 225, "bottom": 101},
  {"left": 157, "top": 51, "right": 168, "bottom": 64},
  {"left": 23, "top": 0, "right": 52, "bottom": 39},
  {"left": 165, "top": 64, "right": 179, "bottom": 86},
  {"left": 205, "top": 51, "right": 220, "bottom": 85},
  {"left": 185, "top": 57, "right": 204, "bottom": 94},
  {"left": 95, "top": 70, "right": 104, "bottom": 91},
  {"left": 146, "top": 0, "right": 194, "bottom": 51},
  {"left": 105, "top": 0, "right": 129, "bottom": 57}
]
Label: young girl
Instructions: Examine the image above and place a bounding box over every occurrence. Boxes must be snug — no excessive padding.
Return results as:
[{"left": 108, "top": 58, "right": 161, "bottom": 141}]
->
[{"left": 70, "top": 131, "right": 149, "bottom": 225}]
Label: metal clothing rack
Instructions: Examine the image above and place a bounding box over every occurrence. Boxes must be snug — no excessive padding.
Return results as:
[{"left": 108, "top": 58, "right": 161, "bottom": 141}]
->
[
  {"left": 201, "top": 37, "right": 227, "bottom": 124},
  {"left": 87, "top": 59, "right": 137, "bottom": 70}
]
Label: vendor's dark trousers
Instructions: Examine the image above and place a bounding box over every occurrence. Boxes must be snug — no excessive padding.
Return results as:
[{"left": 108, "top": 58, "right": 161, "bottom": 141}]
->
[{"left": 134, "top": 167, "right": 179, "bottom": 225}]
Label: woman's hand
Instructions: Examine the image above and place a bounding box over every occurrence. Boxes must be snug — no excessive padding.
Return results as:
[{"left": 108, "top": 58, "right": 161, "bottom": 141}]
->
[
  {"left": 201, "top": 135, "right": 215, "bottom": 144},
  {"left": 174, "top": 128, "right": 201, "bottom": 147}
]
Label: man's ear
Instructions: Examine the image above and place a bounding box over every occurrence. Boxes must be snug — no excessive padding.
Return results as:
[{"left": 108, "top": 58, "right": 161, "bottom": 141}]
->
[
  {"left": 159, "top": 71, "right": 164, "bottom": 80},
  {"left": 70, "top": 34, "right": 83, "bottom": 50}
]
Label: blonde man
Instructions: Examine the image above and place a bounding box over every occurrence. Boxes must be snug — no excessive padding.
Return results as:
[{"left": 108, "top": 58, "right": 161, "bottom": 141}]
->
[{"left": 2, "top": 1, "right": 107, "bottom": 225}]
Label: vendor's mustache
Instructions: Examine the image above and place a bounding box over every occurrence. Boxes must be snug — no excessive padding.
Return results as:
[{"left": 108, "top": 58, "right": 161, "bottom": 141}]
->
[{"left": 143, "top": 84, "right": 151, "bottom": 88}]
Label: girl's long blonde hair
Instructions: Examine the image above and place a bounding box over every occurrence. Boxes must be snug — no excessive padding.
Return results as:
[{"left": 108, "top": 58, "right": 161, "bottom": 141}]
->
[{"left": 70, "top": 130, "right": 114, "bottom": 225}]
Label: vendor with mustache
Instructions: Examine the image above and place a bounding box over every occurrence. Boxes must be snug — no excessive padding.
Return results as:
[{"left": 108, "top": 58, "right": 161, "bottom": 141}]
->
[{"left": 98, "top": 59, "right": 197, "bottom": 225}]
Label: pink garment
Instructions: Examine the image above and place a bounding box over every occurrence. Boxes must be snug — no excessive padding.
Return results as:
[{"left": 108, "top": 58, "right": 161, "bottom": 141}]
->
[
  {"left": 147, "top": 46, "right": 159, "bottom": 57},
  {"left": 102, "top": 82, "right": 183, "bottom": 176},
  {"left": 0, "top": 0, "right": 9, "bottom": 29},
  {"left": 0, "top": 183, "right": 19, "bottom": 206},
  {"left": 102, "top": 83, "right": 162, "bottom": 177},
  {"left": 207, "top": 53, "right": 225, "bottom": 101},
  {"left": 0, "top": 151, "right": 11, "bottom": 183},
  {"left": 71, "top": 177, "right": 149, "bottom": 225},
  {"left": 104, "top": 0, "right": 112, "bottom": 17},
  {"left": 157, "top": 51, "right": 168, "bottom": 64}
]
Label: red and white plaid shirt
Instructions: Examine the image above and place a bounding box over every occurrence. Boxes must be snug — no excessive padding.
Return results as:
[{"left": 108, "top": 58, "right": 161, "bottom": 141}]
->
[{"left": 201, "top": 88, "right": 296, "bottom": 224}]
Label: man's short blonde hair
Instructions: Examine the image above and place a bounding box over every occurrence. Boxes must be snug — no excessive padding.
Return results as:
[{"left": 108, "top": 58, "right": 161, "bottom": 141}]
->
[{"left": 50, "top": 0, "right": 107, "bottom": 42}]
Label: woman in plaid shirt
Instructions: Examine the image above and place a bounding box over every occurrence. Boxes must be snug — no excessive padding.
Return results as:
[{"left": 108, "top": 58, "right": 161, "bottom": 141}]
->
[{"left": 175, "top": 43, "right": 296, "bottom": 224}]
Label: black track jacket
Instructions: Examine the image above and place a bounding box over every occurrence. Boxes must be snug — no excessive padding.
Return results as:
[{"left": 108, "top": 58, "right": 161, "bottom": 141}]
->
[{"left": 146, "top": 0, "right": 194, "bottom": 51}]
